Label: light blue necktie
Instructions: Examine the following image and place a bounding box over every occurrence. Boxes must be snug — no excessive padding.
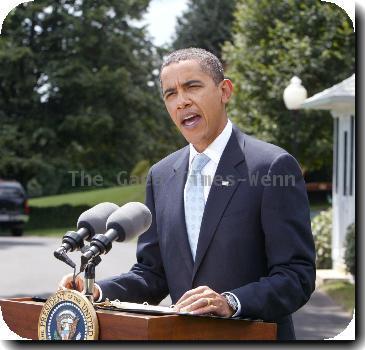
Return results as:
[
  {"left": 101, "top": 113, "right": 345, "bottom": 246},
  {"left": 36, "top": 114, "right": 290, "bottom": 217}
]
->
[{"left": 185, "top": 153, "right": 210, "bottom": 260}]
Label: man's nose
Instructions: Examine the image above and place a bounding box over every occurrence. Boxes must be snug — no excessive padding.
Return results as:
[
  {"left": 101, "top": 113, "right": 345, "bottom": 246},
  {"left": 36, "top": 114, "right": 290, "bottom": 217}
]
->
[{"left": 176, "top": 92, "right": 192, "bottom": 109}]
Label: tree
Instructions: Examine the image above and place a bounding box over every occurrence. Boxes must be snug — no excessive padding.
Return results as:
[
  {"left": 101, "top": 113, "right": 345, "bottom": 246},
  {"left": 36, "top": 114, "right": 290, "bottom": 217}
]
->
[
  {"left": 0, "top": 0, "right": 181, "bottom": 195},
  {"left": 172, "top": 0, "right": 237, "bottom": 59},
  {"left": 223, "top": 0, "right": 355, "bottom": 174}
]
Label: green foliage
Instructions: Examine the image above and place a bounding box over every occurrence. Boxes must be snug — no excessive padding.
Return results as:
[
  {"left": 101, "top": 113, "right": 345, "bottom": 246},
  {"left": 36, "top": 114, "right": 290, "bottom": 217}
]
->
[
  {"left": 223, "top": 0, "right": 355, "bottom": 173},
  {"left": 26, "top": 177, "right": 43, "bottom": 197},
  {"left": 172, "top": 0, "right": 237, "bottom": 58},
  {"left": 0, "top": 0, "right": 181, "bottom": 195},
  {"left": 311, "top": 207, "right": 332, "bottom": 269},
  {"left": 344, "top": 223, "right": 355, "bottom": 277},
  {"left": 131, "top": 159, "right": 150, "bottom": 180}
]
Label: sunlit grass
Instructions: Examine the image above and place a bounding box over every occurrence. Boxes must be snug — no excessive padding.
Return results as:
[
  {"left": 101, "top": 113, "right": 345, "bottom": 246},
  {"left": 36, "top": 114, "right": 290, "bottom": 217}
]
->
[
  {"left": 29, "top": 184, "right": 145, "bottom": 207},
  {"left": 320, "top": 280, "right": 355, "bottom": 314}
]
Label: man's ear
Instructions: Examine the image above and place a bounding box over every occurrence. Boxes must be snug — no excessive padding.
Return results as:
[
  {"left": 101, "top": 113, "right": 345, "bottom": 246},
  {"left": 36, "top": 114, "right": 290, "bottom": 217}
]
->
[{"left": 221, "top": 79, "right": 233, "bottom": 104}]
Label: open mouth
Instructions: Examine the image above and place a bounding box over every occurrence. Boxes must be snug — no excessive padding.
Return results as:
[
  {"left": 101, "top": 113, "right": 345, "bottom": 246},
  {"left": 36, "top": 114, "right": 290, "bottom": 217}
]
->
[{"left": 181, "top": 114, "right": 202, "bottom": 128}]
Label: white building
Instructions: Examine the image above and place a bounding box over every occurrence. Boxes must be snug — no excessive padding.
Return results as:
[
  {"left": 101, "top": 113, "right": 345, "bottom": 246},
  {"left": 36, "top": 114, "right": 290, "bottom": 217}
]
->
[{"left": 301, "top": 74, "right": 355, "bottom": 272}]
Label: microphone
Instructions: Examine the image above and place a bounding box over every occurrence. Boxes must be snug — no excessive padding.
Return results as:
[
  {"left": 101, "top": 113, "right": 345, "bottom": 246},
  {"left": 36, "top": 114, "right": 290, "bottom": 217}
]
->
[
  {"left": 80, "top": 202, "right": 152, "bottom": 270},
  {"left": 54, "top": 202, "right": 119, "bottom": 267}
]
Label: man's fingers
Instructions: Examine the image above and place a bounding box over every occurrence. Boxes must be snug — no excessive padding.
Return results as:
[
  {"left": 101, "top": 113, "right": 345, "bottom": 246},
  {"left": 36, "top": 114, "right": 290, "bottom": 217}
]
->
[
  {"left": 182, "top": 297, "right": 211, "bottom": 311},
  {"left": 175, "top": 293, "right": 214, "bottom": 312},
  {"left": 173, "top": 286, "right": 225, "bottom": 315},
  {"left": 175, "top": 294, "right": 203, "bottom": 311},
  {"left": 73, "top": 277, "right": 84, "bottom": 292},
  {"left": 175, "top": 286, "right": 212, "bottom": 307},
  {"left": 180, "top": 297, "right": 230, "bottom": 317},
  {"left": 58, "top": 273, "right": 73, "bottom": 289},
  {"left": 179, "top": 297, "right": 218, "bottom": 315},
  {"left": 58, "top": 274, "right": 83, "bottom": 291},
  {"left": 189, "top": 303, "right": 218, "bottom": 316},
  {"left": 175, "top": 286, "right": 210, "bottom": 304},
  {"left": 175, "top": 293, "right": 216, "bottom": 311},
  {"left": 174, "top": 287, "right": 232, "bottom": 317}
]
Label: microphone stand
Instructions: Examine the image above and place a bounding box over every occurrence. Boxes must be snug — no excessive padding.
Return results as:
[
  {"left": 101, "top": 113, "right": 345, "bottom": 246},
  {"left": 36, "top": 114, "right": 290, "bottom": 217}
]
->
[{"left": 83, "top": 255, "right": 102, "bottom": 303}]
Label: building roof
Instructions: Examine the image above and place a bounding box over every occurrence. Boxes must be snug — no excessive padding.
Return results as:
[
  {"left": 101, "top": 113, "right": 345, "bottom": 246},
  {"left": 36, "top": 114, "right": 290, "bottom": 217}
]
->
[{"left": 301, "top": 74, "right": 355, "bottom": 112}]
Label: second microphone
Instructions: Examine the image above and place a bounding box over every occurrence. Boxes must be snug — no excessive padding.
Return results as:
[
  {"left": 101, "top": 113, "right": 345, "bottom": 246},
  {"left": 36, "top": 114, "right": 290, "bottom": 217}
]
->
[{"left": 80, "top": 202, "right": 152, "bottom": 271}]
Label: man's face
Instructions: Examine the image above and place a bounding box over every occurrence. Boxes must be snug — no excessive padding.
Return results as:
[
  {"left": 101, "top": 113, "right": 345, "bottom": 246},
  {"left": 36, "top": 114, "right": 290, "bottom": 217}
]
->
[{"left": 160, "top": 60, "right": 233, "bottom": 152}]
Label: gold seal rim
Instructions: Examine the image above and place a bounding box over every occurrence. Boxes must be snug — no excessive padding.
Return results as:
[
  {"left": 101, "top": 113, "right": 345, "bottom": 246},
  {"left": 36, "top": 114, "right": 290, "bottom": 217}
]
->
[{"left": 38, "top": 289, "right": 99, "bottom": 340}]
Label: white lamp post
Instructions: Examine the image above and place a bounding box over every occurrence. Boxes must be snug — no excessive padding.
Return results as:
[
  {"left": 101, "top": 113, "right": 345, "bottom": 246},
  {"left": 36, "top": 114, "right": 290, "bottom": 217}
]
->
[{"left": 283, "top": 76, "right": 307, "bottom": 157}]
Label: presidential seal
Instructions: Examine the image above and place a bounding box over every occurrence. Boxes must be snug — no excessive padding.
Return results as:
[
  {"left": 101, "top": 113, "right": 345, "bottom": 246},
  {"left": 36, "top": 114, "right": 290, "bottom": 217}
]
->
[{"left": 38, "top": 289, "right": 98, "bottom": 340}]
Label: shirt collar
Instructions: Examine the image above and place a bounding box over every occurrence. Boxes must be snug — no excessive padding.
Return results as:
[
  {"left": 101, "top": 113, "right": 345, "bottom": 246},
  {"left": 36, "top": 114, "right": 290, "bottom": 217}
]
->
[{"left": 189, "top": 119, "right": 233, "bottom": 167}]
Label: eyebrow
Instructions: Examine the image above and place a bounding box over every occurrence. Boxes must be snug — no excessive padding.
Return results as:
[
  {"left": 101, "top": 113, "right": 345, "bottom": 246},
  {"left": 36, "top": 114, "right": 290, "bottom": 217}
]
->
[{"left": 162, "top": 80, "right": 204, "bottom": 97}]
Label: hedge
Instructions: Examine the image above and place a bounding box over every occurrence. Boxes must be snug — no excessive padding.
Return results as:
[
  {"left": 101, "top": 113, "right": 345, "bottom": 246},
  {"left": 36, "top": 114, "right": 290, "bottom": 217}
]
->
[
  {"left": 25, "top": 205, "right": 91, "bottom": 230},
  {"left": 311, "top": 207, "right": 332, "bottom": 269},
  {"left": 344, "top": 223, "right": 355, "bottom": 277}
]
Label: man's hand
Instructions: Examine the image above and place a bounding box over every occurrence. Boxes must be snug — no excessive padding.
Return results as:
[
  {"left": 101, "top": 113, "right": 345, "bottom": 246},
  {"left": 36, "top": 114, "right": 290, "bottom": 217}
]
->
[
  {"left": 173, "top": 286, "right": 235, "bottom": 318},
  {"left": 58, "top": 273, "right": 100, "bottom": 300}
]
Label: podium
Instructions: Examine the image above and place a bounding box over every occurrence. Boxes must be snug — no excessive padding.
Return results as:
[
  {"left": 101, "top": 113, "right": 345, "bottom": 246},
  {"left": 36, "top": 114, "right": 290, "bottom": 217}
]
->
[{"left": 0, "top": 297, "right": 277, "bottom": 340}]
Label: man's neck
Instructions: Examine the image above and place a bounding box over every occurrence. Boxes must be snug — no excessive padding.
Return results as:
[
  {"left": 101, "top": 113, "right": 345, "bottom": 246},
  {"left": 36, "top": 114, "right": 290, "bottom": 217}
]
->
[{"left": 193, "top": 118, "right": 228, "bottom": 153}]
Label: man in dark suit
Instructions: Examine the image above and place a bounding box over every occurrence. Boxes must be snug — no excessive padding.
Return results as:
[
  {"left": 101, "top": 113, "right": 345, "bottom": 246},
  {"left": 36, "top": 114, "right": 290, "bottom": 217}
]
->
[{"left": 60, "top": 48, "right": 316, "bottom": 340}]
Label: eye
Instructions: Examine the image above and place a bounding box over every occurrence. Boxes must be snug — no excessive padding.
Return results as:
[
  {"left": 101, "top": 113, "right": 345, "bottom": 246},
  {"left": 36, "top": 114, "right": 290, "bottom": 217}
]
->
[{"left": 165, "top": 91, "right": 176, "bottom": 99}]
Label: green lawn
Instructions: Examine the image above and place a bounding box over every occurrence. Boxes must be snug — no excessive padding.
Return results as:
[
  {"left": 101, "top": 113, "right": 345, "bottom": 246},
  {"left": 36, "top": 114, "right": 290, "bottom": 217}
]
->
[
  {"left": 320, "top": 280, "right": 355, "bottom": 314},
  {"left": 29, "top": 184, "right": 145, "bottom": 207}
]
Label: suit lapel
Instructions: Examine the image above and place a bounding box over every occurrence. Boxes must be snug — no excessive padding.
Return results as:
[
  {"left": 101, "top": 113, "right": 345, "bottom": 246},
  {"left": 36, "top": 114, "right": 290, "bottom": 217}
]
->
[
  {"left": 164, "top": 146, "right": 194, "bottom": 274},
  {"left": 192, "top": 127, "right": 246, "bottom": 280}
]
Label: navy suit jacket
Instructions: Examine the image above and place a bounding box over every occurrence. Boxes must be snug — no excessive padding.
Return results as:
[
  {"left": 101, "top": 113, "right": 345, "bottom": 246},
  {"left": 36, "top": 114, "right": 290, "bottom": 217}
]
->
[{"left": 98, "top": 125, "right": 316, "bottom": 340}]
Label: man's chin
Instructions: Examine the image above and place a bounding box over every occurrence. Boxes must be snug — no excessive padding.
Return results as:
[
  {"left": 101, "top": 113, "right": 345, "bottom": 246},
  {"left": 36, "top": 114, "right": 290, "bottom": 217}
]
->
[{"left": 182, "top": 134, "right": 200, "bottom": 146}]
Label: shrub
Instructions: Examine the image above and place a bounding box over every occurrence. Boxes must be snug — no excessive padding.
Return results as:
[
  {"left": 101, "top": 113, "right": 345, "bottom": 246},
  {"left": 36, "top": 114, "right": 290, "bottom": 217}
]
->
[
  {"left": 311, "top": 207, "right": 332, "bottom": 269},
  {"left": 344, "top": 223, "right": 355, "bottom": 277},
  {"left": 25, "top": 204, "right": 91, "bottom": 230},
  {"left": 131, "top": 160, "right": 150, "bottom": 181}
]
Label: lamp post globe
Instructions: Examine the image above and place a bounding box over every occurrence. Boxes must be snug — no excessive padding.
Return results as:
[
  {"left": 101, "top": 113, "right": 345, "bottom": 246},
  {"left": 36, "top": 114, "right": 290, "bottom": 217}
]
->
[
  {"left": 283, "top": 76, "right": 308, "bottom": 110},
  {"left": 283, "top": 76, "right": 307, "bottom": 158}
]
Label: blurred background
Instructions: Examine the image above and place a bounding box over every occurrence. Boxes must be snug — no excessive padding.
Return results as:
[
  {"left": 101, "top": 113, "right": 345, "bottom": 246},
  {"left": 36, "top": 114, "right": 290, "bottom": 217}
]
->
[{"left": 0, "top": 0, "right": 355, "bottom": 339}]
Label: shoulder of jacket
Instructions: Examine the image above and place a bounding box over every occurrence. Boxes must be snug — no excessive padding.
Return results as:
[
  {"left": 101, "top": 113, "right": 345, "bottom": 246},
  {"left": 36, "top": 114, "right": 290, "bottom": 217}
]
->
[{"left": 150, "top": 145, "right": 189, "bottom": 174}]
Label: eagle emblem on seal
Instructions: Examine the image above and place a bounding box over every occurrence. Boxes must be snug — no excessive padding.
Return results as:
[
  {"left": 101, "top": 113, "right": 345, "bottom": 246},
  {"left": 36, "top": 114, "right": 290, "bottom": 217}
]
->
[{"left": 55, "top": 309, "right": 80, "bottom": 340}]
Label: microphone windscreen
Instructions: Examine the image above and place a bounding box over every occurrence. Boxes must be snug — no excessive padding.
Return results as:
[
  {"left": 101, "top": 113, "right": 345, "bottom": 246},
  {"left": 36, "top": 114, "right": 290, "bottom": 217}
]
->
[
  {"left": 77, "top": 202, "right": 119, "bottom": 239},
  {"left": 106, "top": 202, "right": 152, "bottom": 242}
]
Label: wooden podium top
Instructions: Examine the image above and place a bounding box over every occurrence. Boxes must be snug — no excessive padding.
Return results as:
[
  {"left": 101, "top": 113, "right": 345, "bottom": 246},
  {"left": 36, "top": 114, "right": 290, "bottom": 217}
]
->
[{"left": 0, "top": 297, "right": 277, "bottom": 340}]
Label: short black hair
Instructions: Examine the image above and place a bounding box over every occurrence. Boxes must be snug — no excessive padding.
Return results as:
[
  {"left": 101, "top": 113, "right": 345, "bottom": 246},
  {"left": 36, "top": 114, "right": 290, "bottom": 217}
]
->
[{"left": 160, "top": 48, "right": 224, "bottom": 86}]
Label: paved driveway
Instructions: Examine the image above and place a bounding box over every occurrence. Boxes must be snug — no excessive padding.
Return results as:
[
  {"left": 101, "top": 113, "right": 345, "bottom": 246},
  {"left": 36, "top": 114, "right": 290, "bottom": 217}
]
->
[{"left": 292, "top": 290, "right": 352, "bottom": 340}]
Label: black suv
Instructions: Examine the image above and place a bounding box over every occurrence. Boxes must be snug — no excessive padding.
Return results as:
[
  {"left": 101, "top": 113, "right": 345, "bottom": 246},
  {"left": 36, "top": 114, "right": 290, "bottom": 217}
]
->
[{"left": 0, "top": 180, "right": 29, "bottom": 236}]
